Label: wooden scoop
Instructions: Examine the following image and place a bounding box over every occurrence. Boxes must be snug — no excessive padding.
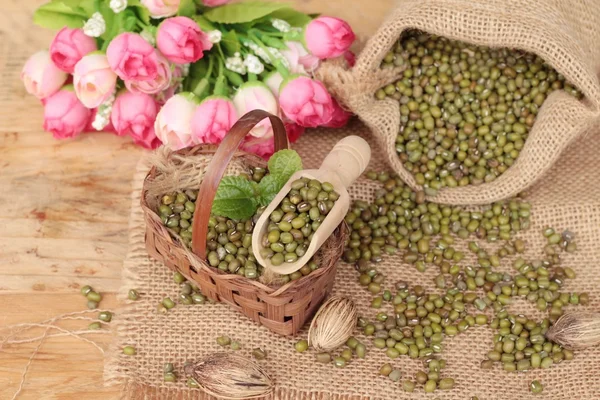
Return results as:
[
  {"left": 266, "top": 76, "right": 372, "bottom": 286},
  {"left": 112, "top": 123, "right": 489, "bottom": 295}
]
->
[{"left": 252, "top": 136, "right": 371, "bottom": 275}]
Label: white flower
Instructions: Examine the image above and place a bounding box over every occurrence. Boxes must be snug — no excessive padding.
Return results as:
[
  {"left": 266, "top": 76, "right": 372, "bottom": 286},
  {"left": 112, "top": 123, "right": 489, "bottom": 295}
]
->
[
  {"left": 83, "top": 13, "right": 106, "bottom": 38},
  {"left": 271, "top": 18, "right": 291, "bottom": 33},
  {"left": 244, "top": 54, "right": 264, "bottom": 74},
  {"left": 109, "top": 0, "right": 127, "bottom": 13},
  {"left": 181, "top": 63, "right": 190, "bottom": 77},
  {"left": 140, "top": 28, "right": 156, "bottom": 46},
  {"left": 208, "top": 30, "right": 222, "bottom": 44},
  {"left": 268, "top": 47, "right": 290, "bottom": 70},
  {"left": 226, "top": 53, "right": 246, "bottom": 75},
  {"left": 91, "top": 91, "right": 115, "bottom": 131}
]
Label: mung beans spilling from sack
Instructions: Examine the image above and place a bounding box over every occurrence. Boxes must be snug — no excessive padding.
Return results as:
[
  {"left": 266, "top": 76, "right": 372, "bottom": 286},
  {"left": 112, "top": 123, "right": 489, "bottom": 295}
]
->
[
  {"left": 259, "top": 178, "right": 339, "bottom": 267},
  {"left": 376, "top": 31, "right": 581, "bottom": 196}
]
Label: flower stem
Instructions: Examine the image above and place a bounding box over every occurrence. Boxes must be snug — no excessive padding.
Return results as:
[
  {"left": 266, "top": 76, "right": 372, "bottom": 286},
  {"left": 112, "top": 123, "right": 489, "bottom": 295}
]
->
[
  {"left": 247, "top": 30, "right": 290, "bottom": 79},
  {"left": 213, "top": 58, "right": 229, "bottom": 97}
]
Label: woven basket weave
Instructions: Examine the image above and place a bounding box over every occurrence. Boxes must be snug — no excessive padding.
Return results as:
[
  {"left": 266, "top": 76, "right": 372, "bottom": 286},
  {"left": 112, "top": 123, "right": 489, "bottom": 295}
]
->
[{"left": 141, "top": 110, "right": 347, "bottom": 336}]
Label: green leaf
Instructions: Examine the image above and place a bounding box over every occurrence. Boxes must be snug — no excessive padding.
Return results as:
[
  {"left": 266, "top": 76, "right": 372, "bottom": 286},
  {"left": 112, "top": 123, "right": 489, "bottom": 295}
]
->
[
  {"left": 178, "top": 0, "right": 196, "bottom": 17},
  {"left": 193, "top": 15, "right": 216, "bottom": 31},
  {"left": 257, "top": 175, "right": 282, "bottom": 207},
  {"left": 99, "top": 1, "right": 119, "bottom": 41},
  {"left": 204, "top": 1, "right": 289, "bottom": 24},
  {"left": 221, "top": 30, "right": 240, "bottom": 55},
  {"left": 51, "top": 0, "right": 83, "bottom": 9},
  {"left": 78, "top": 0, "right": 95, "bottom": 16},
  {"left": 33, "top": 2, "right": 86, "bottom": 29},
  {"left": 127, "top": 0, "right": 151, "bottom": 24},
  {"left": 212, "top": 176, "right": 259, "bottom": 220},
  {"left": 268, "top": 149, "right": 303, "bottom": 186},
  {"left": 270, "top": 8, "right": 312, "bottom": 27}
]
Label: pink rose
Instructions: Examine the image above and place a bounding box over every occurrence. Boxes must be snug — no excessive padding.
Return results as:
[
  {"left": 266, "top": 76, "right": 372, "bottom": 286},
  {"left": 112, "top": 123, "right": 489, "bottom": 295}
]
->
[
  {"left": 305, "top": 17, "right": 356, "bottom": 59},
  {"left": 154, "top": 93, "right": 197, "bottom": 150},
  {"left": 284, "top": 120, "right": 305, "bottom": 143},
  {"left": 232, "top": 82, "right": 279, "bottom": 138},
  {"left": 157, "top": 17, "right": 212, "bottom": 65},
  {"left": 50, "top": 27, "right": 97, "bottom": 73},
  {"left": 279, "top": 76, "right": 334, "bottom": 127},
  {"left": 73, "top": 53, "right": 117, "bottom": 108},
  {"left": 155, "top": 64, "right": 183, "bottom": 104},
  {"left": 125, "top": 52, "right": 172, "bottom": 95},
  {"left": 43, "top": 86, "right": 91, "bottom": 139},
  {"left": 141, "top": 0, "right": 180, "bottom": 18},
  {"left": 107, "top": 33, "right": 159, "bottom": 82},
  {"left": 21, "top": 51, "right": 68, "bottom": 99},
  {"left": 191, "top": 97, "right": 238, "bottom": 144},
  {"left": 111, "top": 91, "right": 160, "bottom": 149},
  {"left": 324, "top": 98, "right": 352, "bottom": 128},
  {"left": 281, "top": 41, "right": 320, "bottom": 74},
  {"left": 265, "top": 71, "right": 284, "bottom": 96},
  {"left": 344, "top": 50, "right": 356, "bottom": 67},
  {"left": 202, "top": 0, "right": 230, "bottom": 6},
  {"left": 242, "top": 136, "right": 275, "bottom": 159}
]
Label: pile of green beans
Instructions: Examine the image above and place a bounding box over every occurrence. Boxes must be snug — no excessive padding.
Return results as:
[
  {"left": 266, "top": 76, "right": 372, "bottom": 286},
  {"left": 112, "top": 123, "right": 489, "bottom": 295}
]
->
[{"left": 376, "top": 31, "right": 582, "bottom": 194}]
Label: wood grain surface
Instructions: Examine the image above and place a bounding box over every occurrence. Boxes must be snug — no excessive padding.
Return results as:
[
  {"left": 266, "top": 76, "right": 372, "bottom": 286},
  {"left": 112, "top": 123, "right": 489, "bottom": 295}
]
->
[{"left": 0, "top": 1, "right": 393, "bottom": 398}]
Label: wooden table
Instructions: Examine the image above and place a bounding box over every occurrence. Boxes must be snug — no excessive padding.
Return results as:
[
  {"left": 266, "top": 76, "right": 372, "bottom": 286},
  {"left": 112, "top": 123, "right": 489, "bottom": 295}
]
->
[{"left": 0, "top": 1, "right": 393, "bottom": 398}]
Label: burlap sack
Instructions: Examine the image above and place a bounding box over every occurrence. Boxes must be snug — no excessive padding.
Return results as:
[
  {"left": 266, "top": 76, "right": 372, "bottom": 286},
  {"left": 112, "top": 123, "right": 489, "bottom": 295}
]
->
[
  {"left": 105, "top": 120, "right": 600, "bottom": 399},
  {"left": 319, "top": 0, "right": 600, "bottom": 205}
]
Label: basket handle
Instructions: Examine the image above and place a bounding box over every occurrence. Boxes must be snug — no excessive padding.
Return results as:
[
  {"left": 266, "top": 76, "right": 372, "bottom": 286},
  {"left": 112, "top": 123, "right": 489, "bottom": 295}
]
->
[{"left": 191, "top": 110, "right": 289, "bottom": 258}]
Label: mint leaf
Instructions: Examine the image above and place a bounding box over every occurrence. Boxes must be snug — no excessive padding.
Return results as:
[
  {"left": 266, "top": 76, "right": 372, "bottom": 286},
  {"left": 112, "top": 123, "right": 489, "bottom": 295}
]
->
[
  {"left": 270, "top": 8, "right": 312, "bottom": 27},
  {"left": 178, "top": 0, "right": 196, "bottom": 17},
  {"left": 212, "top": 176, "right": 258, "bottom": 220},
  {"left": 33, "top": 2, "right": 86, "bottom": 29},
  {"left": 204, "top": 1, "right": 289, "bottom": 24},
  {"left": 221, "top": 30, "right": 241, "bottom": 55},
  {"left": 257, "top": 175, "right": 281, "bottom": 207},
  {"left": 268, "top": 149, "right": 302, "bottom": 186}
]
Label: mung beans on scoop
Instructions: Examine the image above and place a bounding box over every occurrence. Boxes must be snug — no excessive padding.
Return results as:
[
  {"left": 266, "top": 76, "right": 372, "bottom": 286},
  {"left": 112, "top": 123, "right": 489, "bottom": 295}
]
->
[
  {"left": 158, "top": 168, "right": 321, "bottom": 283},
  {"left": 376, "top": 31, "right": 582, "bottom": 194},
  {"left": 260, "top": 177, "right": 339, "bottom": 267}
]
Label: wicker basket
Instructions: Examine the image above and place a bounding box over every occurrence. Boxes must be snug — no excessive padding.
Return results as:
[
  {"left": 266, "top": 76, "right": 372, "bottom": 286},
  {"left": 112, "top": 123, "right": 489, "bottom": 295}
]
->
[{"left": 141, "top": 110, "right": 348, "bottom": 336}]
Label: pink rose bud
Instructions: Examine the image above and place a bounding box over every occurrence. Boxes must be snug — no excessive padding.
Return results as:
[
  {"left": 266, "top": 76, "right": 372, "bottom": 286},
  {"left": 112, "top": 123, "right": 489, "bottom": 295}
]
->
[
  {"left": 265, "top": 71, "right": 284, "bottom": 96},
  {"left": 191, "top": 97, "right": 238, "bottom": 145},
  {"left": 21, "top": 50, "right": 69, "bottom": 99},
  {"left": 43, "top": 86, "right": 91, "bottom": 139},
  {"left": 125, "top": 52, "right": 172, "bottom": 95},
  {"left": 107, "top": 33, "right": 159, "bottom": 82},
  {"left": 157, "top": 17, "right": 213, "bottom": 65},
  {"left": 344, "top": 50, "right": 356, "bottom": 67},
  {"left": 242, "top": 136, "right": 275, "bottom": 159},
  {"left": 324, "top": 98, "right": 352, "bottom": 128},
  {"left": 111, "top": 91, "right": 160, "bottom": 150},
  {"left": 284, "top": 120, "right": 305, "bottom": 143},
  {"left": 279, "top": 76, "right": 334, "bottom": 127},
  {"left": 154, "top": 93, "right": 197, "bottom": 150},
  {"left": 73, "top": 53, "right": 117, "bottom": 108},
  {"left": 281, "top": 41, "right": 320, "bottom": 74},
  {"left": 305, "top": 17, "right": 356, "bottom": 59},
  {"left": 202, "top": 0, "right": 231, "bottom": 6},
  {"left": 141, "top": 0, "right": 180, "bottom": 18},
  {"left": 49, "top": 27, "right": 98, "bottom": 73},
  {"left": 233, "top": 82, "right": 279, "bottom": 138}
]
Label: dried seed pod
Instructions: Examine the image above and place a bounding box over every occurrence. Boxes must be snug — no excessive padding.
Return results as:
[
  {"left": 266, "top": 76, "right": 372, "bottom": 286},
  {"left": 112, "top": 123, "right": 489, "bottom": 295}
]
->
[
  {"left": 546, "top": 311, "right": 600, "bottom": 350},
  {"left": 308, "top": 296, "right": 358, "bottom": 352},
  {"left": 184, "top": 353, "right": 273, "bottom": 399}
]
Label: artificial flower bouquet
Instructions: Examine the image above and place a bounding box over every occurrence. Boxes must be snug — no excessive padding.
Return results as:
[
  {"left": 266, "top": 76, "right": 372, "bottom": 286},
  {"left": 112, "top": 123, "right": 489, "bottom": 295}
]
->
[{"left": 22, "top": 0, "right": 357, "bottom": 157}]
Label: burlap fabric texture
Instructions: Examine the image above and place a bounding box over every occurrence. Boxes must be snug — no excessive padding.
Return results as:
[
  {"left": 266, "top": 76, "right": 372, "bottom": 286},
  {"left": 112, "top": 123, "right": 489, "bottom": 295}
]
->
[
  {"left": 318, "top": 0, "right": 600, "bottom": 206},
  {"left": 105, "top": 119, "right": 599, "bottom": 399}
]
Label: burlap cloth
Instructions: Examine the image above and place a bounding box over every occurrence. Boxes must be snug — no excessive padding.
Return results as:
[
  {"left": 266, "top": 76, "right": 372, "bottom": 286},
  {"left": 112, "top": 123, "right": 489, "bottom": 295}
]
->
[
  {"left": 318, "top": 0, "right": 600, "bottom": 206},
  {"left": 104, "top": 119, "right": 600, "bottom": 399}
]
